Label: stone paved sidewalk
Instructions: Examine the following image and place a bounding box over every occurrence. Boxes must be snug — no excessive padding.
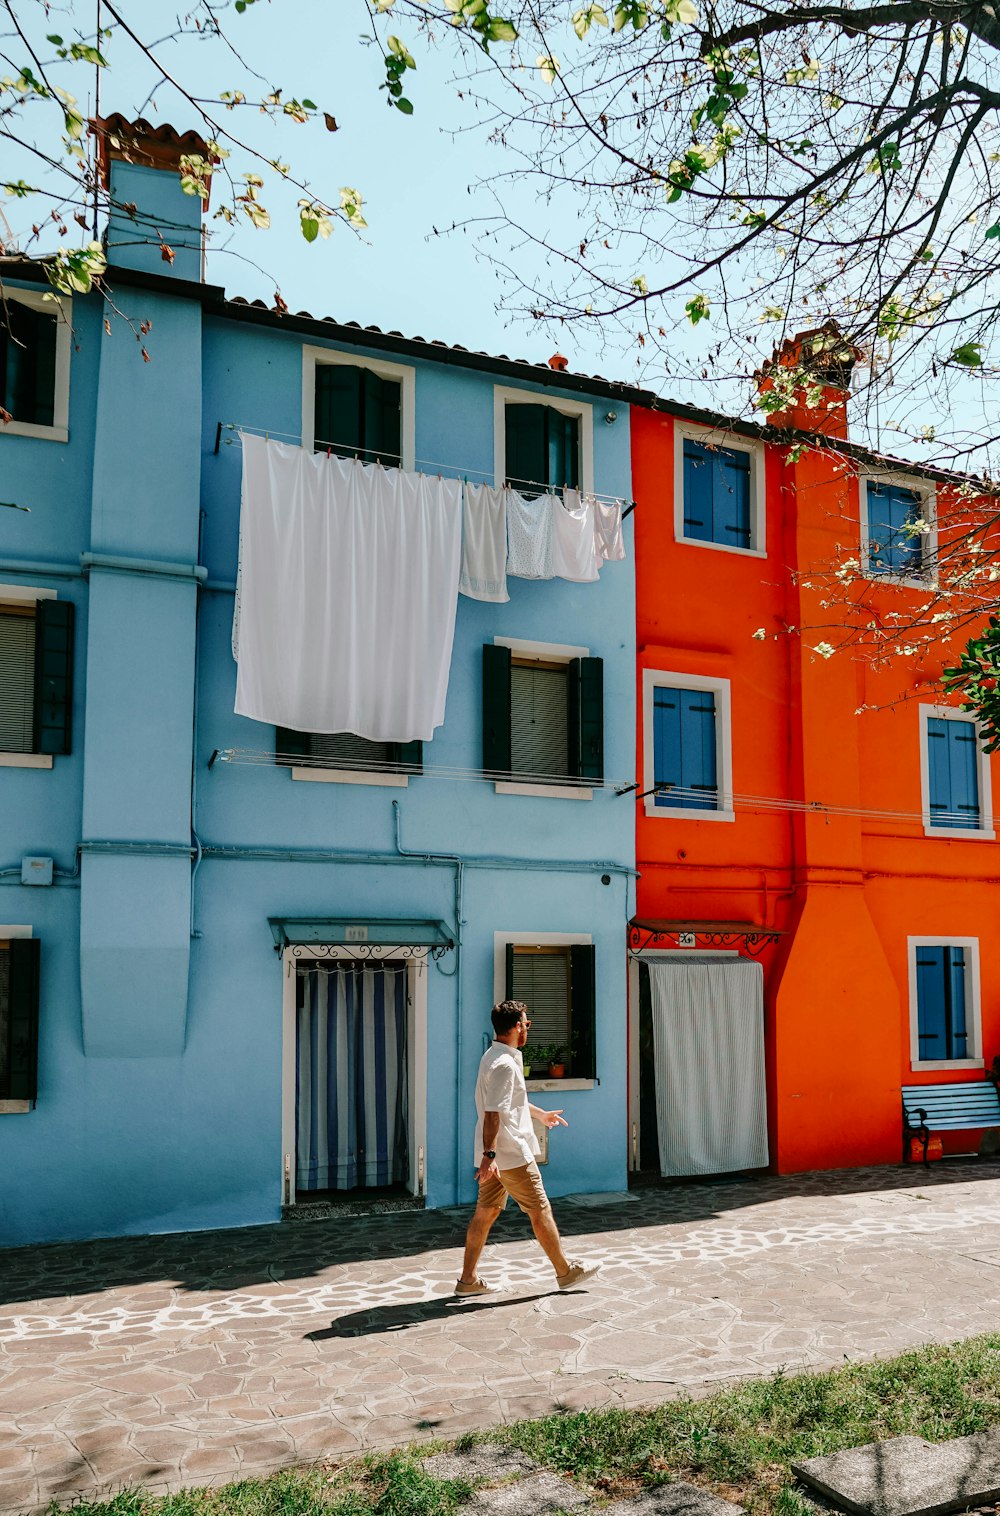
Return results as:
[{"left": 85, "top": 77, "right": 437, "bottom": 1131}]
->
[{"left": 4, "top": 1162, "right": 1000, "bottom": 1515}]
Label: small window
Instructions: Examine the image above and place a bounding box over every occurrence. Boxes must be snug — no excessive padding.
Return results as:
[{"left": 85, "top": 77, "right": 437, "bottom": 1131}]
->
[
  {"left": 483, "top": 643, "right": 603, "bottom": 786},
  {"left": 927, "top": 715, "right": 981, "bottom": 830},
  {"left": 866, "top": 480, "right": 926, "bottom": 576},
  {"left": 653, "top": 686, "right": 719, "bottom": 810},
  {"left": 276, "top": 727, "right": 422, "bottom": 777},
  {"left": 0, "top": 597, "right": 74, "bottom": 756},
  {"left": 504, "top": 404, "right": 580, "bottom": 498},
  {"left": 915, "top": 945, "right": 969, "bottom": 1062},
  {"left": 1, "top": 299, "right": 58, "bottom": 429},
  {"left": 314, "top": 362, "right": 402, "bottom": 466},
  {"left": 682, "top": 438, "right": 751, "bottom": 550},
  {"left": 505, "top": 941, "right": 596, "bottom": 1078},
  {"left": 0, "top": 938, "right": 40, "bottom": 1105}
]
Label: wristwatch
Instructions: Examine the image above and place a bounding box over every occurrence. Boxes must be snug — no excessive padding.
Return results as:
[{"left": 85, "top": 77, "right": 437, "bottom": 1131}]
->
[{"left": 482, "top": 1150, "right": 496, "bottom": 1160}]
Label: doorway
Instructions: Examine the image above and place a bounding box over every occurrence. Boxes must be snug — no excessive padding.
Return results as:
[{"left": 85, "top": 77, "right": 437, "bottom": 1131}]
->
[
  {"left": 630, "top": 954, "right": 768, "bottom": 1179},
  {"left": 281, "top": 949, "right": 427, "bottom": 1206}
]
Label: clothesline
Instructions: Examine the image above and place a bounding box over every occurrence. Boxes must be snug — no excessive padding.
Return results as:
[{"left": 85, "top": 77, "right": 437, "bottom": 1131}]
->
[{"left": 213, "top": 420, "right": 637, "bottom": 514}]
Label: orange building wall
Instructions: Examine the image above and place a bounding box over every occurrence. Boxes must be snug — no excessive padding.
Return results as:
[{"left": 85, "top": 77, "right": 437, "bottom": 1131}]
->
[{"left": 631, "top": 405, "right": 1000, "bottom": 1174}]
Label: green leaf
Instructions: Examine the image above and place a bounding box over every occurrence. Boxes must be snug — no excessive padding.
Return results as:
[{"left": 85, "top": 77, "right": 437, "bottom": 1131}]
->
[
  {"left": 685, "top": 293, "right": 710, "bottom": 325},
  {"left": 950, "top": 342, "right": 984, "bottom": 367},
  {"left": 302, "top": 97, "right": 316, "bottom": 110},
  {"left": 985, "top": 224, "right": 1000, "bottom": 240},
  {"left": 395, "top": 97, "right": 414, "bottom": 113},
  {"left": 46, "top": 34, "right": 64, "bottom": 45},
  {"left": 488, "top": 17, "right": 519, "bottom": 40}
]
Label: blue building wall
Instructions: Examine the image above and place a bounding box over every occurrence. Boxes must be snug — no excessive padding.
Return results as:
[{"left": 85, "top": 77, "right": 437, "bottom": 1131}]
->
[{"left": 0, "top": 222, "right": 635, "bottom": 1245}]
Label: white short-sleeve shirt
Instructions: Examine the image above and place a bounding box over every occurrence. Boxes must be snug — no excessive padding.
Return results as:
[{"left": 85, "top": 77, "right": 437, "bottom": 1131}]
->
[{"left": 473, "top": 1041, "right": 540, "bottom": 1170}]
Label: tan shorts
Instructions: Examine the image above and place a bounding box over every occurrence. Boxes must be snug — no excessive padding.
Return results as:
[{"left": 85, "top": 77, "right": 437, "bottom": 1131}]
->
[{"left": 476, "top": 1160, "right": 551, "bottom": 1216}]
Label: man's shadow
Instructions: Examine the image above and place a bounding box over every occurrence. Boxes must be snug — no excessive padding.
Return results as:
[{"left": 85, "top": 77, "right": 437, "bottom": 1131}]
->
[{"left": 306, "top": 1289, "right": 586, "bottom": 1340}]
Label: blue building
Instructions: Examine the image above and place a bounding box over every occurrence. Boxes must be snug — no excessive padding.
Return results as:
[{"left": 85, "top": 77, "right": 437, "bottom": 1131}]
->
[{"left": 0, "top": 118, "right": 635, "bottom": 1246}]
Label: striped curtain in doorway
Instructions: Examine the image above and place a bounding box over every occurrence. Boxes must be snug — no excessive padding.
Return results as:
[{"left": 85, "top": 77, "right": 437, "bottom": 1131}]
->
[
  {"left": 647, "top": 956, "right": 768, "bottom": 1177},
  {"left": 296, "top": 963, "right": 409, "bottom": 1191}
]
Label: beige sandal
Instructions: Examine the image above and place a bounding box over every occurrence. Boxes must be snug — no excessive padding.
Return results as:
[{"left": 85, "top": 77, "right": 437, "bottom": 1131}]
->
[{"left": 454, "top": 1277, "right": 493, "bottom": 1296}]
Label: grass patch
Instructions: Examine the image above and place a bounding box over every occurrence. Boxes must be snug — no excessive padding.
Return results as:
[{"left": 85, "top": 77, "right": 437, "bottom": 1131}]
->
[{"left": 49, "top": 1335, "right": 1000, "bottom": 1516}]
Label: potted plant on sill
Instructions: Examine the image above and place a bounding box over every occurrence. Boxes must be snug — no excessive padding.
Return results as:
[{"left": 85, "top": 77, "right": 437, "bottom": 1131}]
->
[
  {"left": 548, "top": 1047, "right": 567, "bottom": 1078},
  {"left": 522, "top": 1043, "right": 556, "bottom": 1080}
]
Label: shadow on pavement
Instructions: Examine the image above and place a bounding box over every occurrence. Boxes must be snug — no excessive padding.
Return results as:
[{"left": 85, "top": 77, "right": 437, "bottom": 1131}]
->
[
  {"left": 306, "top": 1289, "right": 565, "bottom": 1339},
  {"left": 1, "top": 1159, "right": 996, "bottom": 1308}
]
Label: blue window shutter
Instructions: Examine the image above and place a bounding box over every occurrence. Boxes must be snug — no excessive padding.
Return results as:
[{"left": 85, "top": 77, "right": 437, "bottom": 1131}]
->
[
  {"left": 680, "top": 689, "right": 718, "bottom": 809},
  {"left": 948, "top": 720, "right": 980, "bottom": 829},
  {"left": 717, "top": 449, "right": 751, "bottom": 546},
  {"left": 886, "top": 484, "right": 922, "bottom": 573},
  {"left": 927, "top": 717, "right": 951, "bottom": 826},
  {"left": 867, "top": 481, "right": 891, "bottom": 571},
  {"left": 945, "top": 947, "right": 968, "bottom": 1058},
  {"left": 683, "top": 440, "right": 713, "bottom": 541},
  {"left": 653, "top": 689, "right": 683, "bottom": 804},
  {"left": 916, "top": 946, "right": 946, "bottom": 1058}
]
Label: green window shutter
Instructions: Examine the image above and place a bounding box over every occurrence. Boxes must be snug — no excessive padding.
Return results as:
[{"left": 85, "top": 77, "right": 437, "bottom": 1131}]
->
[
  {"left": 392, "top": 739, "right": 423, "bottom": 773},
  {"left": 275, "top": 727, "right": 311, "bottom": 766},
  {"left": 314, "top": 363, "right": 362, "bottom": 457},
  {"left": 505, "top": 941, "right": 515, "bottom": 1000},
  {"left": 482, "top": 643, "right": 512, "bottom": 776},
  {"left": 362, "top": 369, "right": 402, "bottom": 467},
  {"left": 5, "top": 938, "right": 40, "bottom": 1102},
  {"left": 568, "top": 656, "right": 604, "bottom": 782},
  {"left": 505, "top": 404, "right": 547, "bottom": 497},
  {"left": 32, "top": 598, "right": 74, "bottom": 755},
  {"left": 548, "top": 411, "right": 580, "bottom": 491},
  {"left": 570, "top": 943, "right": 597, "bottom": 1079}
]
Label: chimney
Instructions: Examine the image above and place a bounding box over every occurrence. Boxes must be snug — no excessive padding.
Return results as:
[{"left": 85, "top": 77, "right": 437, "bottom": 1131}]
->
[
  {"left": 756, "top": 321, "right": 862, "bottom": 440},
  {"left": 91, "top": 115, "right": 214, "bottom": 282},
  {"left": 548, "top": 352, "right": 569, "bottom": 372}
]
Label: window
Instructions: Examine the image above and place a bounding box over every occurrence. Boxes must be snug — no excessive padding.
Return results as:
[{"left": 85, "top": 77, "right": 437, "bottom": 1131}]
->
[
  {"left": 674, "top": 423, "right": 765, "bottom": 556},
  {"left": 0, "top": 591, "right": 74, "bottom": 763},
  {"left": 301, "top": 347, "right": 415, "bottom": 470},
  {"left": 483, "top": 639, "right": 603, "bottom": 797},
  {"left": 500, "top": 937, "right": 597, "bottom": 1080},
  {"left": 0, "top": 289, "right": 70, "bottom": 442},
  {"left": 643, "top": 669, "right": 734, "bottom": 821},
  {"left": 864, "top": 479, "right": 929, "bottom": 577},
  {"left": 276, "top": 727, "right": 422, "bottom": 788},
  {"left": 909, "top": 937, "right": 982, "bottom": 1070},
  {"left": 494, "top": 387, "right": 594, "bottom": 497},
  {"left": 0, "top": 935, "right": 40, "bottom": 1109},
  {"left": 919, "top": 705, "right": 993, "bottom": 838}
]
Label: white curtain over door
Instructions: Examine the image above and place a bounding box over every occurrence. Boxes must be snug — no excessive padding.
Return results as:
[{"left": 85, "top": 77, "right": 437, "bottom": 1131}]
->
[
  {"left": 646, "top": 956, "right": 768, "bottom": 1177},
  {"left": 296, "top": 963, "right": 409, "bottom": 1192}
]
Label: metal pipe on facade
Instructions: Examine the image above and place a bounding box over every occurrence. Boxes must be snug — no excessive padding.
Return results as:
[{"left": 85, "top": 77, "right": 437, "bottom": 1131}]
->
[{"left": 0, "top": 558, "right": 83, "bottom": 580}]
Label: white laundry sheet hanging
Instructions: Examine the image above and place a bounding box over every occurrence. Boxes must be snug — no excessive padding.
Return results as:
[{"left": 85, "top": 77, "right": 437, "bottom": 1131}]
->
[
  {"left": 647, "top": 957, "right": 769, "bottom": 1177},
  {"left": 459, "top": 482, "right": 509, "bottom": 602},
  {"left": 592, "top": 496, "right": 626, "bottom": 562},
  {"left": 233, "top": 434, "right": 462, "bottom": 741}
]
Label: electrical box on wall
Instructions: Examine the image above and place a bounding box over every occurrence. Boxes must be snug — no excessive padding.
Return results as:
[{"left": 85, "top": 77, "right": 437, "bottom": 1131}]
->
[{"left": 21, "top": 857, "right": 53, "bottom": 887}]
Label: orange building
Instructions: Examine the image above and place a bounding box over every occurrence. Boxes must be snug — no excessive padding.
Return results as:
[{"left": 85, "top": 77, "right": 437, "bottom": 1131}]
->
[{"left": 628, "top": 342, "right": 1000, "bottom": 1180}]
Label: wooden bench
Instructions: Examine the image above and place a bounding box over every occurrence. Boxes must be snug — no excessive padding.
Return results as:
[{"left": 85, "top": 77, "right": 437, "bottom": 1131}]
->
[{"left": 902, "top": 1081, "right": 1000, "bottom": 1164}]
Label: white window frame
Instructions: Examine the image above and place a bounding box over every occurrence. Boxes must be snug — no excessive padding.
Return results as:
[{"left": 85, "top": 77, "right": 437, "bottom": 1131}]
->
[
  {"left": 673, "top": 420, "right": 766, "bottom": 558},
  {"left": 0, "top": 288, "right": 71, "bottom": 443},
  {"left": 281, "top": 944, "right": 428, "bottom": 1204},
  {"left": 301, "top": 344, "right": 416, "bottom": 470},
  {"left": 493, "top": 930, "right": 596, "bottom": 1100},
  {"left": 907, "top": 935, "right": 983, "bottom": 1072},
  {"left": 0, "top": 583, "right": 58, "bottom": 769},
  {"left": 0, "top": 924, "right": 33, "bottom": 1114},
  {"left": 492, "top": 634, "right": 592, "bottom": 801},
  {"left": 859, "top": 469, "right": 937, "bottom": 587},
  {"left": 493, "top": 385, "right": 595, "bottom": 497},
  {"left": 642, "top": 668, "right": 734, "bottom": 822},
  {"left": 918, "top": 703, "right": 994, "bottom": 840}
]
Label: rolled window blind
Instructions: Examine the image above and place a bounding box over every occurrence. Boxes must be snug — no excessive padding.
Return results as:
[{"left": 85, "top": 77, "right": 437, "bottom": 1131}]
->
[
  {"left": 0, "top": 610, "right": 35, "bottom": 753},
  {"left": 510, "top": 664, "right": 569, "bottom": 781},
  {"left": 511, "top": 949, "right": 571, "bottom": 1049}
]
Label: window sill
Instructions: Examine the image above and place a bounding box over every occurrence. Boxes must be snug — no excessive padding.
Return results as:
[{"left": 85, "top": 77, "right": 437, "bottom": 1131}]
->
[
  {"left": 495, "top": 781, "right": 592, "bottom": 801},
  {"left": 911, "top": 1059, "right": 984, "bottom": 1073},
  {"left": 526, "top": 1078, "right": 596, "bottom": 1092},
  {"left": 291, "top": 766, "right": 408, "bottom": 788},
  {"left": 644, "top": 801, "right": 734, "bottom": 822},
  {"left": 863, "top": 566, "right": 934, "bottom": 591},
  {"left": 677, "top": 534, "right": 765, "bottom": 560},
  {"left": 922, "top": 824, "right": 995, "bottom": 841},
  {"left": 1, "top": 420, "right": 68, "bottom": 443},
  {"left": 0, "top": 752, "right": 53, "bottom": 770},
  {"left": 0, "top": 1100, "right": 31, "bottom": 1114}
]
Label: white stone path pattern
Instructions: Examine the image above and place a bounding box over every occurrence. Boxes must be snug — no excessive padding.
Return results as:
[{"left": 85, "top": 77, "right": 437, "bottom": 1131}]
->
[{"left": 2, "top": 1163, "right": 1000, "bottom": 1515}]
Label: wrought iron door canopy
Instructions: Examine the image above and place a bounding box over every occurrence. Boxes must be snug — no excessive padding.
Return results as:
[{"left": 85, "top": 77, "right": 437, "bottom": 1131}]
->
[{"left": 629, "top": 918, "right": 782, "bottom": 956}]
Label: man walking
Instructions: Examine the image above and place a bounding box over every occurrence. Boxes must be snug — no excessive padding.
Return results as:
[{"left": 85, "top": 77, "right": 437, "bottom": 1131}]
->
[{"left": 456, "top": 999, "right": 599, "bottom": 1296}]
